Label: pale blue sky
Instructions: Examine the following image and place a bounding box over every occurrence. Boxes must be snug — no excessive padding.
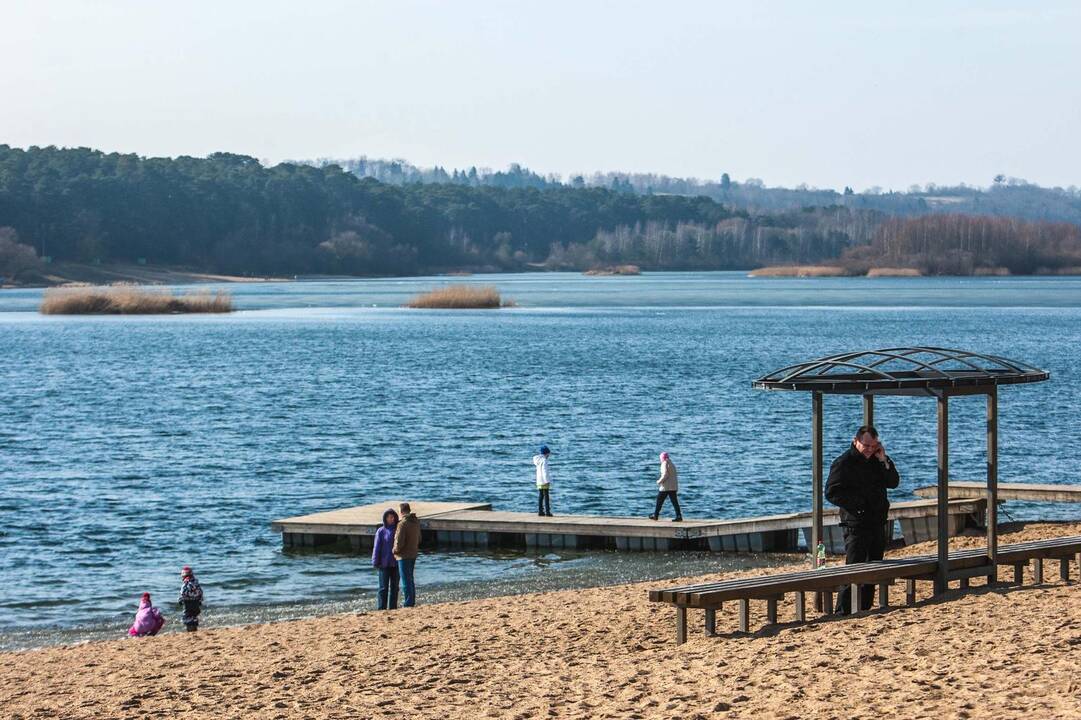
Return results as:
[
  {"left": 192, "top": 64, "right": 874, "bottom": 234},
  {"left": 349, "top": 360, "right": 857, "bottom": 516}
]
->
[{"left": 2, "top": 1, "right": 1079, "bottom": 190}]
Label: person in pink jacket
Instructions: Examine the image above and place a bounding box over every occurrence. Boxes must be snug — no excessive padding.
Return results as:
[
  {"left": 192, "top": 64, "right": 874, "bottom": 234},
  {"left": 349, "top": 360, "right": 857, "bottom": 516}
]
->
[{"left": 127, "top": 592, "right": 166, "bottom": 637}]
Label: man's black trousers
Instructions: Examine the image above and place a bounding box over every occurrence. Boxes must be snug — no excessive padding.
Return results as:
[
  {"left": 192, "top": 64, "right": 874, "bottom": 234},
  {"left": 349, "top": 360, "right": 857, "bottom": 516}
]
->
[
  {"left": 653, "top": 491, "right": 682, "bottom": 519},
  {"left": 836, "top": 524, "right": 887, "bottom": 613}
]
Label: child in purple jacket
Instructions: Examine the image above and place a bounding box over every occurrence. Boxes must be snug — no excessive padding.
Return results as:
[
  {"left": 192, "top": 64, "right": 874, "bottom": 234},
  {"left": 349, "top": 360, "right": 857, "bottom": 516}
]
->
[{"left": 371, "top": 509, "right": 400, "bottom": 610}]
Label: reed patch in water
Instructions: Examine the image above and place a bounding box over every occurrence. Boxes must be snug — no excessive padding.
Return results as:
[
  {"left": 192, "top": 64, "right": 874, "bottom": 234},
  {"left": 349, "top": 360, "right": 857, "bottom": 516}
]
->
[
  {"left": 40, "top": 287, "right": 233, "bottom": 315},
  {"left": 405, "top": 285, "right": 512, "bottom": 309}
]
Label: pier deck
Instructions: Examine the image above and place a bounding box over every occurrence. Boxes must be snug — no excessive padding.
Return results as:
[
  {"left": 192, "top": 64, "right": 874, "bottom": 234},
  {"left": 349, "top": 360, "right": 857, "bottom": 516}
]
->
[
  {"left": 913, "top": 482, "right": 1081, "bottom": 503},
  {"left": 272, "top": 497, "right": 989, "bottom": 554}
]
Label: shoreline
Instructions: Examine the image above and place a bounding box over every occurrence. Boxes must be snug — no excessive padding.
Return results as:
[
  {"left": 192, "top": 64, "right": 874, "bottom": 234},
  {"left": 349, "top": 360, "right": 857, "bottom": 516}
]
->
[
  {"left": 2, "top": 521, "right": 1078, "bottom": 718},
  {"left": 6, "top": 263, "right": 1081, "bottom": 289},
  {"left": 0, "top": 550, "right": 796, "bottom": 653}
]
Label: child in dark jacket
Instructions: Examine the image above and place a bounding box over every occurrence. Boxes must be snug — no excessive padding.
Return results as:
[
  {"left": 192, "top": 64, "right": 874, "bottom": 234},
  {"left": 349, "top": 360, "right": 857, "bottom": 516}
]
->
[
  {"left": 372, "top": 509, "right": 400, "bottom": 610},
  {"left": 178, "top": 566, "right": 204, "bottom": 632}
]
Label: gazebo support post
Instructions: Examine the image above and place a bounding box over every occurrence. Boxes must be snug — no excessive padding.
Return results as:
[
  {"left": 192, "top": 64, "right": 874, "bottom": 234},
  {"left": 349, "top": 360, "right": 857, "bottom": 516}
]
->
[
  {"left": 986, "top": 388, "right": 998, "bottom": 582},
  {"left": 812, "top": 391, "right": 824, "bottom": 610},
  {"left": 862, "top": 394, "right": 874, "bottom": 427},
  {"left": 935, "top": 393, "right": 950, "bottom": 595}
]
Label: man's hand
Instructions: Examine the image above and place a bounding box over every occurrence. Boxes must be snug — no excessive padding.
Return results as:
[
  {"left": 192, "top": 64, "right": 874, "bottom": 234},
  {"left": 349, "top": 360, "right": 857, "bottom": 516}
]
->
[{"left": 874, "top": 441, "right": 888, "bottom": 463}]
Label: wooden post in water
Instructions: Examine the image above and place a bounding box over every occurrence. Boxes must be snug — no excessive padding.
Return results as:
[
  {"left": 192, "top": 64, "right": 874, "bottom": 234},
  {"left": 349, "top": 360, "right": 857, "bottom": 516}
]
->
[
  {"left": 986, "top": 388, "right": 999, "bottom": 583},
  {"left": 935, "top": 394, "right": 950, "bottom": 595}
]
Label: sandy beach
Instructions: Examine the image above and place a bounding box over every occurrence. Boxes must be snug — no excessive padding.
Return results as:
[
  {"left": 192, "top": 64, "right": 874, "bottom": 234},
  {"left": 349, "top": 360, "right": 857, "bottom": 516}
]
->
[{"left": 2, "top": 522, "right": 1079, "bottom": 720}]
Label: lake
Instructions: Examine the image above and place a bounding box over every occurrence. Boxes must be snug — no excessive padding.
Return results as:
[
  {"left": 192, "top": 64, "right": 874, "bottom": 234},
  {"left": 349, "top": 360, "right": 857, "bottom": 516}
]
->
[{"left": 1, "top": 272, "right": 1079, "bottom": 649}]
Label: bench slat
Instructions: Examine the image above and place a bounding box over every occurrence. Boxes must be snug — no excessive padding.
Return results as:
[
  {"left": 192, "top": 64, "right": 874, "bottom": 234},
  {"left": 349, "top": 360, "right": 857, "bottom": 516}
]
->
[{"left": 649, "top": 536, "right": 1081, "bottom": 606}]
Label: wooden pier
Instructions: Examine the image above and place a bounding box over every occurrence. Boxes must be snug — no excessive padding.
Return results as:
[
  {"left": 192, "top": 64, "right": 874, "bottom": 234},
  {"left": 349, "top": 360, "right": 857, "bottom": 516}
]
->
[
  {"left": 271, "top": 497, "right": 989, "bottom": 554},
  {"left": 913, "top": 482, "right": 1081, "bottom": 503}
]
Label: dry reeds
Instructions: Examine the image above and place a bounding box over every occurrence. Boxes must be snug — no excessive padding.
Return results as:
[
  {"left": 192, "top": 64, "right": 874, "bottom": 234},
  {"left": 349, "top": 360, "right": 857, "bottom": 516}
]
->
[
  {"left": 584, "top": 264, "right": 641, "bottom": 276},
  {"left": 748, "top": 265, "right": 850, "bottom": 277},
  {"left": 405, "top": 285, "right": 512, "bottom": 309},
  {"left": 40, "top": 287, "right": 233, "bottom": 315},
  {"left": 866, "top": 267, "right": 923, "bottom": 277}
]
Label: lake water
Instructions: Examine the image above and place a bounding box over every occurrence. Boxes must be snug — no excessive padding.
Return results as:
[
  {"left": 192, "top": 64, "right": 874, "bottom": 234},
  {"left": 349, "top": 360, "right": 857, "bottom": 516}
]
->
[{"left": 1, "top": 272, "right": 1079, "bottom": 649}]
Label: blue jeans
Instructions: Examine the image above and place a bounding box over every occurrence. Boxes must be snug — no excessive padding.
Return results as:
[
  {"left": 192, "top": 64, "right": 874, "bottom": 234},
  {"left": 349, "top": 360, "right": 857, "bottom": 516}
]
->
[
  {"left": 377, "top": 566, "right": 399, "bottom": 610},
  {"left": 398, "top": 558, "right": 416, "bottom": 607}
]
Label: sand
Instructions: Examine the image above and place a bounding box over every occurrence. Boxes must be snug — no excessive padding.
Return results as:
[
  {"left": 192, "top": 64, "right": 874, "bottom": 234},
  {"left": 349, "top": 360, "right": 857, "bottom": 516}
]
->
[{"left": 2, "top": 522, "right": 1079, "bottom": 720}]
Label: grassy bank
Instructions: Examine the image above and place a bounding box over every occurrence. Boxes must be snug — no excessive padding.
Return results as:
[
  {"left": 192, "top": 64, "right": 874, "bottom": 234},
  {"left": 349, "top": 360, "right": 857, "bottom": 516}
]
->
[
  {"left": 40, "top": 287, "right": 233, "bottom": 315},
  {"left": 405, "top": 285, "right": 513, "bottom": 309}
]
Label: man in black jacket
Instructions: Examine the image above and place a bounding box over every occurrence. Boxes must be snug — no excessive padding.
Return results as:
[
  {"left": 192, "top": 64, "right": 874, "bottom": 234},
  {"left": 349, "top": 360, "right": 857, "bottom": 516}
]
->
[{"left": 825, "top": 424, "right": 900, "bottom": 613}]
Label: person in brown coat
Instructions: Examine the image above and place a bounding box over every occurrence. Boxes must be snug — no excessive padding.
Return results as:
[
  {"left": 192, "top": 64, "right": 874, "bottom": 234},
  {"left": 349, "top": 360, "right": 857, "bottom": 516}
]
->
[{"left": 393, "top": 502, "right": 421, "bottom": 607}]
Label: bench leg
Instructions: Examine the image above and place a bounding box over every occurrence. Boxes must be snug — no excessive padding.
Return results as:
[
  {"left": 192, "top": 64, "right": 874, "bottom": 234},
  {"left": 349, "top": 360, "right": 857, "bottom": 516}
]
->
[
  {"left": 1076, "top": 552, "right": 1081, "bottom": 582},
  {"left": 959, "top": 576, "right": 970, "bottom": 590},
  {"left": 738, "top": 599, "right": 750, "bottom": 633},
  {"left": 676, "top": 606, "right": 687, "bottom": 645},
  {"left": 905, "top": 579, "right": 916, "bottom": 606},
  {"left": 766, "top": 597, "right": 778, "bottom": 625},
  {"left": 823, "top": 591, "right": 834, "bottom": 615},
  {"left": 795, "top": 592, "right": 806, "bottom": 623},
  {"left": 1033, "top": 558, "right": 1044, "bottom": 584},
  {"left": 704, "top": 608, "right": 716, "bottom": 636},
  {"left": 1060, "top": 558, "right": 1070, "bottom": 583},
  {"left": 814, "top": 591, "right": 823, "bottom": 612},
  {"left": 878, "top": 582, "right": 889, "bottom": 609},
  {"left": 850, "top": 584, "right": 860, "bottom": 615},
  {"left": 1014, "top": 562, "right": 1026, "bottom": 586}
]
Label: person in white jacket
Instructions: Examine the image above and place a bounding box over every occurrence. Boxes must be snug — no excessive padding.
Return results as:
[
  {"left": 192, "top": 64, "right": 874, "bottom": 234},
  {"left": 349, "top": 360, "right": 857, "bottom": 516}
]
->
[
  {"left": 533, "top": 445, "right": 553, "bottom": 516},
  {"left": 649, "top": 451, "right": 682, "bottom": 521}
]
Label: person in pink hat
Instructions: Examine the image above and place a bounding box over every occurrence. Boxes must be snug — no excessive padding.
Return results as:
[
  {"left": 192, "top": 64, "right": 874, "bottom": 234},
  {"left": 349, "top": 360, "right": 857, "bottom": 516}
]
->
[
  {"left": 178, "top": 566, "right": 204, "bottom": 632},
  {"left": 127, "top": 592, "right": 165, "bottom": 637},
  {"left": 649, "top": 452, "right": 682, "bottom": 521}
]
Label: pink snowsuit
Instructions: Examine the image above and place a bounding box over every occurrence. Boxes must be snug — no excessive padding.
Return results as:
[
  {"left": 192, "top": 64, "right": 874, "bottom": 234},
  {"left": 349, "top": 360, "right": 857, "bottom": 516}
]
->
[{"left": 128, "top": 598, "right": 165, "bottom": 637}]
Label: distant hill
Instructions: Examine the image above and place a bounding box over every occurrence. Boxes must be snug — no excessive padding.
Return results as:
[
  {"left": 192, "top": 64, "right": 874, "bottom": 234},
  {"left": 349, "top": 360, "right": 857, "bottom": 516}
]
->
[{"left": 312, "top": 156, "right": 1081, "bottom": 227}]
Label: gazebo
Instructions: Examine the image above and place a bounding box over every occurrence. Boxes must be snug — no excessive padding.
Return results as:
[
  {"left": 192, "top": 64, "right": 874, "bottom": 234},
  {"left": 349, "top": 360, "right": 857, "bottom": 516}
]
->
[{"left": 753, "top": 347, "right": 1049, "bottom": 594}]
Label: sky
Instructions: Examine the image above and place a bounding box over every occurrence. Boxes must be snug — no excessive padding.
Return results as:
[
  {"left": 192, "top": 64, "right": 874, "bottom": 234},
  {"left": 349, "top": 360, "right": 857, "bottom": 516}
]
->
[{"left": 2, "top": 1, "right": 1079, "bottom": 191}]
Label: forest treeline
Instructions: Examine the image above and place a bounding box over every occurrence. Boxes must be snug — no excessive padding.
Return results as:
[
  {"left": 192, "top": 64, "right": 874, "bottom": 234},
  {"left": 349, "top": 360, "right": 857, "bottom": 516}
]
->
[
  {"left": 1, "top": 145, "right": 1080, "bottom": 282},
  {"left": 321, "top": 156, "right": 1081, "bottom": 226},
  {"left": 841, "top": 214, "right": 1081, "bottom": 275}
]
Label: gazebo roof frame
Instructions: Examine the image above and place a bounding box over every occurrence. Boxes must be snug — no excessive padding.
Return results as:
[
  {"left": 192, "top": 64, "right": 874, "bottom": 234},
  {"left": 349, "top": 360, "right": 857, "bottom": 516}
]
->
[{"left": 753, "top": 346, "right": 1049, "bottom": 396}]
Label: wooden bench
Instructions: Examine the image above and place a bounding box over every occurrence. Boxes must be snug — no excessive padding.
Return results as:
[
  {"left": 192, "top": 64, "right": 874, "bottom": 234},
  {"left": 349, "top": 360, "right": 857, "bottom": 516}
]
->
[{"left": 649, "top": 535, "right": 1081, "bottom": 644}]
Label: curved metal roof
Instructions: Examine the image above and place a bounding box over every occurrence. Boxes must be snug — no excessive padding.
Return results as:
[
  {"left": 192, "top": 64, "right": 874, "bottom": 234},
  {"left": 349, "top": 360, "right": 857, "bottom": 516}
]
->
[{"left": 753, "top": 347, "right": 1049, "bottom": 395}]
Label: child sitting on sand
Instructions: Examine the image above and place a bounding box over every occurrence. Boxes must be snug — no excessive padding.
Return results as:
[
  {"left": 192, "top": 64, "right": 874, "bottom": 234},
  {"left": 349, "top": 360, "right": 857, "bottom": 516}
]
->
[
  {"left": 127, "top": 592, "right": 165, "bottom": 637},
  {"left": 178, "top": 566, "right": 204, "bottom": 632}
]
